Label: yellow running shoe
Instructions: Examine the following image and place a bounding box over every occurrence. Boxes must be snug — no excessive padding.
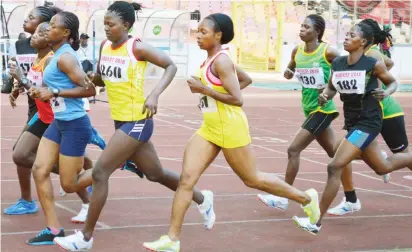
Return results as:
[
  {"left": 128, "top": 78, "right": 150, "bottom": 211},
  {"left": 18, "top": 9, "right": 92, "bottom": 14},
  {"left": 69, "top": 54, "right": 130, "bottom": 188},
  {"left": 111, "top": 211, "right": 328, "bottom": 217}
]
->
[
  {"left": 143, "top": 235, "right": 180, "bottom": 252},
  {"left": 302, "top": 188, "right": 320, "bottom": 225}
]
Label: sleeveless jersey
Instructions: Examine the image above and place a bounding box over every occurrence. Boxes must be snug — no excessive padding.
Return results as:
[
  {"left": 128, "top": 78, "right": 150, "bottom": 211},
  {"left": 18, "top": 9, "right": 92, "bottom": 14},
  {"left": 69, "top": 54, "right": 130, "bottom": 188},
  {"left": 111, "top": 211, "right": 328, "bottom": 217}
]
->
[
  {"left": 27, "top": 51, "right": 54, "bottom": 124},
  {"left": 294, "top": 42, "right": 337, "bottom": 117},
  {"left": 15, "top": 37, "right": 37, "bottom": 115},
  {"left": 43, "top": 43, "right": 86, "bottom": 121},
  {"left": 196, "top": 49, "right": 251, "bottom": 148},
  {"left": 331, "top": 55, "right": 382, "bottom": 134},
  {"left": 365, "top": 45, "right": 404, "bottom": 119},
  {"left": 100, "top": 38, "right": 148, "bottom": 121}
]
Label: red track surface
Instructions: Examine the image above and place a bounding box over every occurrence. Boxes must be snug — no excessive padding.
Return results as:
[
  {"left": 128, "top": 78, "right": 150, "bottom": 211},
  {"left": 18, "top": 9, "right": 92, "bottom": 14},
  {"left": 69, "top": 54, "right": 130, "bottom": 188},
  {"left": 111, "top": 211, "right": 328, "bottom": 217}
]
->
[{"left": 1, "top": 81, "right": 412, "bottom": 251}]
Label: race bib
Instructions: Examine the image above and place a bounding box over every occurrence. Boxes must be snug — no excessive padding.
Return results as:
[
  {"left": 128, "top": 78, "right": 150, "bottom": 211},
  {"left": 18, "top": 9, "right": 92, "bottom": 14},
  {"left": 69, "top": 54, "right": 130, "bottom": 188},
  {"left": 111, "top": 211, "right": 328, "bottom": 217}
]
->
[
  {"left": 295, "top": 67, "right": 325, "bottom": 89},
  {"left": 51, "top": 97, "right": 66, "bottom": 113},
  {"left": 332, "top": 70, "right": 366, "bottom": 94},
  {"left": 199, "top": 94, "right": 217, "bottom": 113},
  {"left": 26, "top": 69, "right": 43, "bottom": 87},
  {"left": 100, "top": 55, "right": 130, "bottom": 83},
  {"left": 16, "top": 54, "right": 37, "bottom": 75}
]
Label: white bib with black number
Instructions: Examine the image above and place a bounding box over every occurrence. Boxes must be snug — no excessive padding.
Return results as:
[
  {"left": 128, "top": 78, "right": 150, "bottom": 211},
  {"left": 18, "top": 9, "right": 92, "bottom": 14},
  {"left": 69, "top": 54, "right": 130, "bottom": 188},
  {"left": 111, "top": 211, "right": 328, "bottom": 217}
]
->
[
  {"left": 51, "top": 97, "right": 66, "bottom": 113},
  {"left": 199, "top": 94, "right": 217, "bottom": 113},
  {"left": 16, "top": 54, "right": 37, "bottom": 75},
  {"left": 26, "top": 69, "right": 43, "bottom": 87},
  {"left": 332, "top": 70, "right": 366, "bottom": 94},
  {"left": 295, "top": 67, "right": 326, "bottom": 89}
]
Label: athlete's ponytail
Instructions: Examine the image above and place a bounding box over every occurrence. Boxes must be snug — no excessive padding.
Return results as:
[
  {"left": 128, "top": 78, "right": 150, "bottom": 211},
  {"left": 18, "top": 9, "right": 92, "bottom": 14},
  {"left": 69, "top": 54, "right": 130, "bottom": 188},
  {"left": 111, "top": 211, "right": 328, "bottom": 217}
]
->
[
  {"left": 307, "top": 14, "right": 325, "bottom": 42},
  {"left": 359, "top": 19, "right": 392, "bottom": 45},
  {"left": 107, "top": 1, "right": 143, "bottom": 29}
]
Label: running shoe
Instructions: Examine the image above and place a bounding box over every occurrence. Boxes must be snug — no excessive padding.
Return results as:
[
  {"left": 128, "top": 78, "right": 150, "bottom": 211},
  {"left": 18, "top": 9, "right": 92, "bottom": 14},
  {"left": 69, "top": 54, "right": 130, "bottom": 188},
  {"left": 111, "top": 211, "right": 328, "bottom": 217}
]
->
[
  {"left": 257, "top": 194, "right": 289, "bottom": 210},
  {"left": 197, "top": 190, "right": 216, "bottom": 230},
  {"left": 54, "top": 230, "right": 93, "bottom": 251},
  {"left": 292, "top": 216, "right": 321, "bottom": 235},
  {"left": 121, "top": 160, "right": 145, "bottom": 178},
  {"left": 327, "top": 197, "right": 361, "bottom": 216},
  {"left": 143, "top": 235, "right": 180, "bottom": 252},
  {"left": 27, "top": 227, "right": 65, "bottom": 245},
  {"left": 381, "top": 150, "right": 391, "bottom": 183},
  {"left": 89, "top": 127, "right": 106, "bottom": 150},
  {"left": 301, "top": 188, "right": 320, "bottom": 225},
  {"left": 71, "top": 203, "right": 89, "bottom": 224},
  {"left": 3, "top": 198, "right": 38, "bottom": 215}
]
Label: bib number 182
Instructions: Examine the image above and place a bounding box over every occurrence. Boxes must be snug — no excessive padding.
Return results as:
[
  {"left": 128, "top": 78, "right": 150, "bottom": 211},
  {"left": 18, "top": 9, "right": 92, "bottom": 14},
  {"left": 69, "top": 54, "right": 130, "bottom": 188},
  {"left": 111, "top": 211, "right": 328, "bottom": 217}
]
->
[{"left": 336, "top": 79, "right": 357, "bottom": 90}]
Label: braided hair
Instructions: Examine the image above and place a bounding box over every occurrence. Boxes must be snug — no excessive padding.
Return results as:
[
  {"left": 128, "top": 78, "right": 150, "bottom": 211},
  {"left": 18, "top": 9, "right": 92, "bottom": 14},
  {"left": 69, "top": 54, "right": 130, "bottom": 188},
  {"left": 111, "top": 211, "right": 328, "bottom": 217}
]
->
[
  {"left": 34, "top": 5, "right": 62, "bottom": 23},
  {"left": 107, "top": 1, "right": 143, "bottom": 29},
  {"left": 57, "top": 11, "right": 80, "bottom": 51},
  {"left": 204, "top": 13, "right": 234, "bottom": 44},
  {"left": 356, "top": 23, "right": 374, "bottom": 48},
  {"left": 359, "top": 18, "right": 392, "bottom": 45},
  {"left": 306, "top": 14, "right": 325, "bottom": 42}
]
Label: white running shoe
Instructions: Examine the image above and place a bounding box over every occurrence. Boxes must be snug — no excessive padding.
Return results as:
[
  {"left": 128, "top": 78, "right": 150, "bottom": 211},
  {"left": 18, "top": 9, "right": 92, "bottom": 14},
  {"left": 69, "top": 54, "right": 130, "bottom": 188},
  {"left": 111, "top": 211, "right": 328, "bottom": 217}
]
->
[
  {"left": 327, "top": 197, "right": 361, "bottom": 216},
  {"left": 71, "top": 204, "right": 89, "bottom": 224},
  {"left": 381, "top": 150, "right": 391, "bottom": 183},
  {"left": 197, "top": 190, "right": 216, "bottom": 230},
  {"left": 54, "top": 230, "right": 93, "bottom": 251},
  {"left": 257, "top": 194, "right": 289, "bottom": 211},
  {"left": 292, "top": 216, "right": 321, "bottom": 235},
  {"left": 60, "top": 186, "right": 67, "bottom": 196}
]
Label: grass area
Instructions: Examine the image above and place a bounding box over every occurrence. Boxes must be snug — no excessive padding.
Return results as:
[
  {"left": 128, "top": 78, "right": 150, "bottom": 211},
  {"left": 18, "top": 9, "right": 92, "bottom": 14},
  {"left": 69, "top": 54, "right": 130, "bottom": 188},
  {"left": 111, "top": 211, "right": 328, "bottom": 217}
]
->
[{"left": 252, "top": 83, "right": 412, "bottom": 92}]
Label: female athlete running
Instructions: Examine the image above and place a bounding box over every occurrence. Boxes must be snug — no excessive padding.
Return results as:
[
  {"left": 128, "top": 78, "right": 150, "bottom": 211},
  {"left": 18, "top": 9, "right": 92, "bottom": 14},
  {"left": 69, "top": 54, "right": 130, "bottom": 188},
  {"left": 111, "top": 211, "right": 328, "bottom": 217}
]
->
[
  {"left": 143, "top": 13, "right": 320, "bottom": 252},
  {"left": 293, "top": 23, "right": 412, "bottom": 235}
]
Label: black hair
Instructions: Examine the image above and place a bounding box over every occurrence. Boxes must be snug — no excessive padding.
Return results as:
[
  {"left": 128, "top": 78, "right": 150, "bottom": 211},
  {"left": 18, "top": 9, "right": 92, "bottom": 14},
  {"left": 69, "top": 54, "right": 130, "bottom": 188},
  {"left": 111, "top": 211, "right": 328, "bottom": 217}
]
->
[
  {"left": 359, "top": 18, "right": 391, "bottom": 45},
  {"left": 107, "top": 1, "right": 143, "bottom": 29},
  {"left": 306, "top": 14, "right": 325, "bottom": 42},
  {"left": 34, "top": 5, "right": 62, "bottom": 23},
  {"left": 355, "top": 23, "right": 374, "bottom": 48},
  {"left": 57, "top": 11, "right": 80, "bottom": 51},
  {"left": 205, "top": 13, "right": 234, "bottom": 44}
]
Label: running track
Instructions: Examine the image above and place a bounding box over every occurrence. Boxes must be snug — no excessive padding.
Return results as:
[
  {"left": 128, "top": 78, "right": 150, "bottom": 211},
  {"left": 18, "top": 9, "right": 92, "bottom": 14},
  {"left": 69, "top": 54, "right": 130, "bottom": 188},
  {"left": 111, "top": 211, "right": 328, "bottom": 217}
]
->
[{"left": 1, "top": 80, "right": 412, "bottom": 251}]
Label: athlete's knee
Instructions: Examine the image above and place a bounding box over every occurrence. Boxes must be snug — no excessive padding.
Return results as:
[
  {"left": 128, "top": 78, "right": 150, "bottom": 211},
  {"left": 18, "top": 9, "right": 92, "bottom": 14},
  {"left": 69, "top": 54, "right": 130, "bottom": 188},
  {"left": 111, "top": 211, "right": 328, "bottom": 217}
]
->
[
  {"left": 32, "top": 163, "right": 49, "bottom": 182},
  {"left": 12, "top": 149, "right": 31, "bottom": 167},
  {"left": 60, "top": 179, "right": 78, "bottom": 193},
  {"left": 178, "top": 171, "right": 197, "bottom": 190},
  {"left": 287, "top": 145, "right": 301, "bottom": 159},
  {"left": 145, "top": 168, "right": 164, "bottom": 182},
  {"left": 91, "top": 165, "right": 109, "bottom": 183},
  {"left": 327, "top": 161, "right": 345, "bottom": 177},
  {"left": 241, "top": 173, "right": 261, "bottom": 189}
]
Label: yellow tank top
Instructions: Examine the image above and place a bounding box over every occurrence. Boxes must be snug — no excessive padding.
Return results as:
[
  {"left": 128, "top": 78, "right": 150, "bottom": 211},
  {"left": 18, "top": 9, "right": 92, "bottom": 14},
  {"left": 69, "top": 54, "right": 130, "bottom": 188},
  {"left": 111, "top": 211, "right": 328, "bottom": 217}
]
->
[
  {"left": 100, "top": 38, "right": 148, "bottom": 121},
  {"left": 196, "top": 49, "right": 251, "bottom": 148}
]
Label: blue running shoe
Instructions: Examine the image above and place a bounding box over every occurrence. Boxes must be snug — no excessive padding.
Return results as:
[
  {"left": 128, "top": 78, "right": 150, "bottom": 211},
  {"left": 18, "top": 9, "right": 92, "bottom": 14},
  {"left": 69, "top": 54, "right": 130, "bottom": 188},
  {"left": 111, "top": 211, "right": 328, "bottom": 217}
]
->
[
  {"left": 27, "top": 227, "right": 65, "bottom": 245},
  {"left": 87, "top": 186, "right": 93, "bottom": 195},
  {"left": 89, "top": 127, "right": 106, "bottom": 150},
  {"left": 4, "top": 198, "right": 38, "bottom": 215},
  {"left": 121, "top": 160, "right": 145, "bottom": 178}
]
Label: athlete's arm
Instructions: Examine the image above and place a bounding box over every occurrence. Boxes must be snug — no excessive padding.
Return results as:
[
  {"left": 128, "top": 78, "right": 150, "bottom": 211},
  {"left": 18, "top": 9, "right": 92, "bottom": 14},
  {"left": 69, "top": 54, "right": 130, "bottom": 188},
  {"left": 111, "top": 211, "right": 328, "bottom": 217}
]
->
[
  {"left": 236, "top": 65, "right": 252, "bottom": 90},
  {"left": 284, "top": 46, "right": 298, "bottom": 79},
  {"left": 88, "top": 40, "right": 106, "bottom": 87},
  {"left": 319, "top": 72, "right": 337, "bottom": 106},
  {"left": 190, "top": 54, "right": 243, "bottom": 107},
  {"left": 382, "top": 54, "right": 394, "bottom": 70},
  {"left": 134, "top": 41, "right": 177, "bottom": 118},
  {"left": 371, "top": 61, "right": 398, "bottom": 101},
  {"left": 325, "top": 46, "right": 340, "bottom": 64},
  {"left": 55, "top": 53, "right": 96, "bottom": 98}
]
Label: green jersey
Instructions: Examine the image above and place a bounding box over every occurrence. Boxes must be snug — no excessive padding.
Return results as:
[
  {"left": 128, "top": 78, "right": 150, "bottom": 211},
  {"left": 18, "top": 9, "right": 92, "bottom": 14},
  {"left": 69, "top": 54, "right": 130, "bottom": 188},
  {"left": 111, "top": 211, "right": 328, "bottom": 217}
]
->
[
  {"left": 295, "top": 42, "right": 337, "bottom": 117},
  {"left": 365, "top": 45, "right": 404, "bottom": 119}
]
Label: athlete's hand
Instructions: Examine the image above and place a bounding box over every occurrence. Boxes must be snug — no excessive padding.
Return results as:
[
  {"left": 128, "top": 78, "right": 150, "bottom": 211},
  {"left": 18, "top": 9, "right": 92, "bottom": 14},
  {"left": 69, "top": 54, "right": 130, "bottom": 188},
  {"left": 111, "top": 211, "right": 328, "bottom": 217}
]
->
[
  {"left": 371, "top": 88, "right": 388, "bottom": 101},
  {"left": 9, "top": 93, "right": 17, "bottom": 108},
  {"left": 187, "top": 76, "right": 206, "bottom": 94},
  {"left": 36, "top": 87, "right": 53, "bottom": 102},
  {"left": 28, "top": 87, "right": 39, "bottom": 98},
  {"left": 318, "top": 92, "right": 328, "bottom": 106},
  {"left": 284, "top": 68, "right": 295, "bottom": 80},
  {"left": 8, "top": 60, "right": 23, "bottom": 82},
  {"left": 143, "top": 93, "right": 159, "bottom": 119}
]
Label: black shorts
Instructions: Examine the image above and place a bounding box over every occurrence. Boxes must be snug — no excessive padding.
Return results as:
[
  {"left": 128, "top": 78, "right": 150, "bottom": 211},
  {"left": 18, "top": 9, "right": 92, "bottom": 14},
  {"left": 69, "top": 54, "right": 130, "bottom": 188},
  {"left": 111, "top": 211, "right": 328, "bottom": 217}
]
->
[
  {"left": 381, "top": 115, "right": 408, "bottom": 153},
  {"left": 27, "top": 107, "right": 38, "bottom": 124},
  {"left": 302, "top": 111, "right": 339, "bottom": 136},
  {"left": 26, "top": 118, "right": 50, "bottom": 139}
]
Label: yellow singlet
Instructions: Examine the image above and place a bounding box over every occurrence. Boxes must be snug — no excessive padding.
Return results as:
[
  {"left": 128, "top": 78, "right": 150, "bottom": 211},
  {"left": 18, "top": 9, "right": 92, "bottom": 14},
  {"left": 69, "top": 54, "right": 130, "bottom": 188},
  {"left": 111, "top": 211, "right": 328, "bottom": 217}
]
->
[
  {"left": 196, "top": 49, "right": 251, "bottom": 148},
  {"left": 100, "top": 38, "right": 148, "bottom": 121}
]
